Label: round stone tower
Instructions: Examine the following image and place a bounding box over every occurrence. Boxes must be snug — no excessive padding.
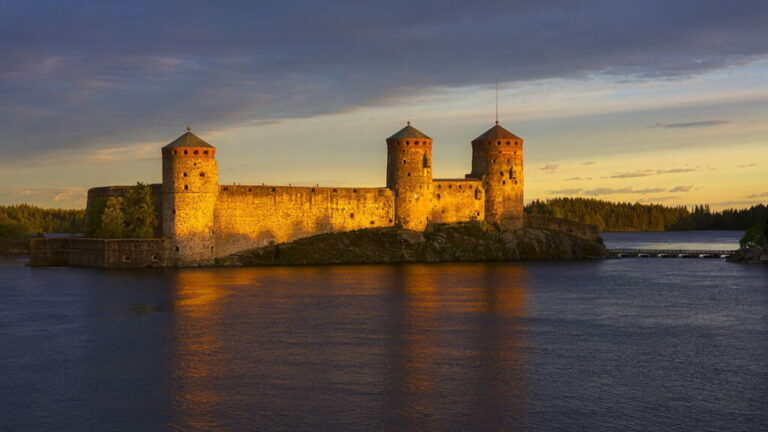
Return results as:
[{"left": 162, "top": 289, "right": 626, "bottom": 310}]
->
[
  {"left": 468, "top": 123, "right": 524, "bottom": 225},
  {"left": 386, "top": 122, "right": 433, "bottom": 231},
  {"left": 161, "top": 128, "right": 218, "bottom": 266}
]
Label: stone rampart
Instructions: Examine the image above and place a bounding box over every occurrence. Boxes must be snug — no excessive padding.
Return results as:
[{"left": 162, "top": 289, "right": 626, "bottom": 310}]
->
[
  {"left": 431, "top": 179, "right": 484, "bottom": 223},
  {"left": 29, "top": 238, "right": 173, "bottom": 268},
  {"left": 213, "top": 185, "right": 395, "bottom": 257}
]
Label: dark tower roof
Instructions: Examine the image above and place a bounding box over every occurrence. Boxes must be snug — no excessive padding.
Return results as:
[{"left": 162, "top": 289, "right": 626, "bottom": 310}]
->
[
  {"left": 163, "top": 130, "right": 214, "bottom": 149},
  {"left": 471, "top": 124, "right": 522, "bottom": 143},
  {"left": 387, "top": 122, "right": 432, "bottom": 141}
]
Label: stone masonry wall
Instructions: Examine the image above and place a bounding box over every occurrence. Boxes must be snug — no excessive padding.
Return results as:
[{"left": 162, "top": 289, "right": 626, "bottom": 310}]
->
[
  {"left": 29, "top": 238, "right": 173, "bottom": 268},
  {"left": 431, "top": 179, "right": 485, "bottom": 223},
  {"left": 213, "top": 185, "right": 395, "bottom": 257}
]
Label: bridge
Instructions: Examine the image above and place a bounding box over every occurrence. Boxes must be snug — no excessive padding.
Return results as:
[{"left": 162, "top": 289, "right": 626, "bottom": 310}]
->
[{"left": 608, "top": 248, "right": 737, "bottom": 258}]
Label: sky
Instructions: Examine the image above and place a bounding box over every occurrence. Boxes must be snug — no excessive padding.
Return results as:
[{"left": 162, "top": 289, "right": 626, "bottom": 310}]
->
[{"left": 0, "top": 0, "right": 766, "bottom": 210}]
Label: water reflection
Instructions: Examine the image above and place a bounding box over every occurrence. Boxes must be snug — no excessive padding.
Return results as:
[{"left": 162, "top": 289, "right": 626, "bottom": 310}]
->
[{"left": 167, "top": 263, "right": 529, "bottom": 430}]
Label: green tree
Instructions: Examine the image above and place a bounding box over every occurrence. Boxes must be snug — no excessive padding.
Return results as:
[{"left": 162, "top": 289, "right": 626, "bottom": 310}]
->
[
  {"left": 97, "top": 197, "right": 125, "bottom": 238},
  {"left": 122, "top": 182, "right": 158, "bottom": 238}
]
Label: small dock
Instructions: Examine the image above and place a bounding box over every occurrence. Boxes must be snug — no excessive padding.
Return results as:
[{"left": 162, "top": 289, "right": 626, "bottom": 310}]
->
[{"left": 608, "top": 248, "right": 736, "bottom": 258}]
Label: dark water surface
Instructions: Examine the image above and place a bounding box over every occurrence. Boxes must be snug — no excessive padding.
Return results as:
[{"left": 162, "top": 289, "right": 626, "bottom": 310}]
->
[{"left": 1, "top": 233, "right": 767, "bottom": 431}]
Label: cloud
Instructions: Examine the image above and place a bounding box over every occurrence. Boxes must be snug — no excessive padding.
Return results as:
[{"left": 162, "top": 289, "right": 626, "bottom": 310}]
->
[
  {"left": 608, "top": 170, "right": 654, "bottom": 178},
  {"left": 746, "top": 192, "right": 768, "bottom": 198},
  {"left": 608, "top": 167, "right": 698, "bottom": 178},
  {"left": 0, "top": 1, "right": 767, "bottom": 164},
  {"left": 540, "top": 164, "right": 559, "bottom": 173},
  {"left": 669, "top": 185, "right": 693, "bottom": 192},
  {"left": 584, "top": 187, "right": 665, "bottom": 196},
  {"left": 582, "top": 161, "right": 596, "bottom": 166},
  {"left": 564, "top": 177, "right": 582, "bottom": 181},
  {"left": 650, "top": 120, "right": 730, "bottom": 128},
  {"left": 549, "top": 188, "right": 582, "bottom": 195},
  {"left": 0, "top": 186, "right": 87, "bottom": 208},
  {"left": 738, "top": 163, "right": 756, "bottom": 168}
]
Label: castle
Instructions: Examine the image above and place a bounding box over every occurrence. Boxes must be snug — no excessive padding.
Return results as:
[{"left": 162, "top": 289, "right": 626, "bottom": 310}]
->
[{"left": 87, "top": 122, "right": 524, "bottom": 266}]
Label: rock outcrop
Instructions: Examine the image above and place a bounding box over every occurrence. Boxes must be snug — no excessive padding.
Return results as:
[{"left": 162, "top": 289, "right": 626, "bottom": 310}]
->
[
  {"left": 726, "top": 247, "right": 768, "bottom": 264},
  {"left": 218, "top": 222, "right": 607, "bottom": 266}
]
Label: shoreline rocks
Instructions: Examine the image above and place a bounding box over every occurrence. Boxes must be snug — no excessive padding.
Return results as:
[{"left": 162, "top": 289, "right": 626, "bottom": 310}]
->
[{"left": 217, "top": 221, "right": 607, "bottom": 267}]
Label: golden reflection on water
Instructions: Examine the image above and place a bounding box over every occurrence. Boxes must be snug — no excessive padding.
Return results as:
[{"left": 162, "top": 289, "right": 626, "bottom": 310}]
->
[{"left": 168, "top": 263, "right": 529, "bottom": 430}]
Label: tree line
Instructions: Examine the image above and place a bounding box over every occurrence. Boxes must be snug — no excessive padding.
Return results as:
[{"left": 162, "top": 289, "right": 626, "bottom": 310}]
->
[
  {"left": 0, "top": 204, "right": 84, "bottom": 239},
  {"left": 525, "top": 198, "right": 767, "bottom": 232}
]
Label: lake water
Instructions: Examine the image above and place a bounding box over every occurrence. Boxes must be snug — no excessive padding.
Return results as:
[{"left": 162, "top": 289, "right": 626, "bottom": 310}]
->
[{"left": 1, "top": 231, "right": 766, "bottom": 431}]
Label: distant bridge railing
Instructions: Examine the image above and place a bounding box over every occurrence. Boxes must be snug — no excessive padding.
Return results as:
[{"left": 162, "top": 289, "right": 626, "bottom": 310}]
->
[{"left": 609, "top": 248, "right": 737, "bottom": 258}]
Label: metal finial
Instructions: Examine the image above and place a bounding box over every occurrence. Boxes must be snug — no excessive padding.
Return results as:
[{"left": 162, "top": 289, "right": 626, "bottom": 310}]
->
[
  {"left": 186, "top": 126, "right": 191, "bottom": 132},
  {"left": 407, "top": 120, "right": 411, "bottom": 126},
  {"left": 495, "top": 80, "right": 499, "bottom": 125}
]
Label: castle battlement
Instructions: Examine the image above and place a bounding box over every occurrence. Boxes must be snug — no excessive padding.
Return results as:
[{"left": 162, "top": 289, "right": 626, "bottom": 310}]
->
[{"left": 86, "top": 122, "right": 524, "bottom": 266}]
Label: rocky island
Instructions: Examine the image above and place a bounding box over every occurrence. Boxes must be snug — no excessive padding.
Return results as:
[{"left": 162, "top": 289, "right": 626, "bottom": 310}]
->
[{"left": 219, "top": 221, "right": 607, "bottom": 266}]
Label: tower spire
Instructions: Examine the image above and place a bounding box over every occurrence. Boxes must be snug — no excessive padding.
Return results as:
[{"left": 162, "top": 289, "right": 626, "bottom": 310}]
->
[{"left": 495, "top": 80, "right": 499, "bottom": 125}]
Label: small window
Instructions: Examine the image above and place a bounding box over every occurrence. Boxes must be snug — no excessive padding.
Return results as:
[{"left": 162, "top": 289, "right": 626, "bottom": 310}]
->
[
  {"left": 474, "top": 189, "right": 481, "bottom": 200},
  {"left": 173, "top": 150, "right": 177, "bottom": 155},
  {"left": 506, "top": 141, "right": 510, "bottom": 145},
  {"left": 151, "top": 255, "right": 159, "bottom": 262},
  {"left": 436, "top": 193, "right": 441, "bottom": 199},
  {"left": 370, "top": 221, "right": 375, "bottom": 225},
  {"left": 203, "top": 150, "right": 209, "bottom": 155},
  {"left": 499, "top": 171, "right": 504, "bottom": 176},
  {"left": 497, "top": 141, "right": 501, "bottom": 146},
  {"left": 406, "top": 141, "right": 410, "bottom": 146},
  {"left": 223, "top": 186, "right": 229, "bottom": 191},
  {"left": 121, "top": 255, "right": 131, "bottom": 263},
  {"left": 407, "top": 173, "right": 411, "bottom": 177},
  {"left": 183, "top": 172, "right": 188, "bottom": 177},
  {"left": 248, "top": 187, "right": 253, "bottom": 192},
  {"left": 193, "top": 150, "right": 199, "bottom": 155},
  {"left": 271, "top": 187, "right": 276, "bottom": 192},
  {"left": 448, "top": 184, "right": 452, "bottom": 189},
  {"left": 350, "top": 213, "right": 355, "bottom": 219},
  {"left": 184, "top": 185, "right": 189, "bottom": 190},
  {"left": 402, "top": 159, "right": 407, "bottom": 164},
  {"left": 503, "top": 180, "right": 507, "bottom": 185},
  {"left": 353, "top": 189, "right": 357, "bottom": 193},
  {"left": 333, "top": 188, "right": 338, "bottom": 192},
  {"left": 175, "top": 246, "right": 180, "bottom": 252},
  {"left": 200, "top": 172, "right": 205, "bottom": 177},
  {"left": 183, "top": 150, "right": 188, "bottom": 155}
]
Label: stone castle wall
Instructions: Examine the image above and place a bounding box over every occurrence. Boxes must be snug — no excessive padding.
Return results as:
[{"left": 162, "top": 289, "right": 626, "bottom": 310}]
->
[
  {"left": 431, "top": 179, "right": 485, "bottom": 223},
  {"left": 29, "top": 238, "right": 173, "bottom": 268},
  {"left": 213, "top": 185, "right": 395, "bottom": 257}
]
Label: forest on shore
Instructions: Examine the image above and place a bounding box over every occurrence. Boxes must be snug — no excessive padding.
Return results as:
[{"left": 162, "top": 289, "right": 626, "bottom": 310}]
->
[
  {"left": 1, "top": 196, "right": 767, "bottom": 241},
  {"left": 0, "top": 204, "right": 84, "bottom": 239},
  {"left": 526, "top": 198, "right": 767, "bottom": 232}
]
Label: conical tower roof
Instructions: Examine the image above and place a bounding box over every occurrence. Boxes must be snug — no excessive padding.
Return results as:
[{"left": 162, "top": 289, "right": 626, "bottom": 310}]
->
[
  {"left": 387, "top": 122, "right": 431, "bottom": 141},
  {"left": 471, "top": 123, "right": 521, "bottom": 143},
  {"left": 163, "top": 129, "right": 214, "bottom": 149}
]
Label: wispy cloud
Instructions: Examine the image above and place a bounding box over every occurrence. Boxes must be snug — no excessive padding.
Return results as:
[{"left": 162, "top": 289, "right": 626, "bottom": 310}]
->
[
  {"left": 584, "top": 187, "right": 665, "bottom": 196},
  {"left": 608, "top": 167, "right": 698, "bottom": 178},
  {"left": 582, "top": 161, "right": 596, "bottom": 166},
  {"left": 540, "top": 164, "right": 559, "bottom": 173},
  {"left": 746, "top": 192, "right": 768, "bottom": 198},
  {"left": 738, "top": 163, "right": 756, "bottom": 168},
  {"left": 548, "top": 188, "right": 582, "bottom": 195},
  {"left": 669, "top": 185, "right": 693, "bottom": 192},
  {"left": 650, "top": 120, "right": 730, "bottom": 128},
  {"left": 0, "top": 186, "right": 87, "bottom": 208}
]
